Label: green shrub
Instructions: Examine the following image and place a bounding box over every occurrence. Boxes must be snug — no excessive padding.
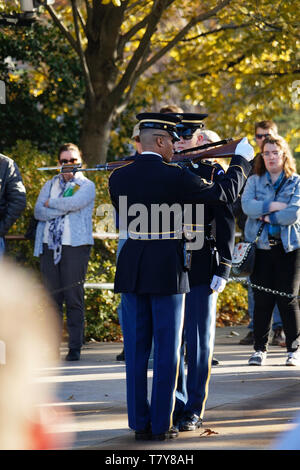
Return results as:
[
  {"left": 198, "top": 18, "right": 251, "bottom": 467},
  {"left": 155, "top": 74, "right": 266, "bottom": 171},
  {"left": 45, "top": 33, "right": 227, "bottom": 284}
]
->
[{"left": 216, "top": 281, "right": 248, "bottom": 326}]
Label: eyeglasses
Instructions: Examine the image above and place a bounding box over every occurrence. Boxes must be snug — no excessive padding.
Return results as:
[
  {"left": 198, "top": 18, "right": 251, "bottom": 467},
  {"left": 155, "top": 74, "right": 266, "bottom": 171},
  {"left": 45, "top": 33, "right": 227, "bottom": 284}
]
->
[
  {"left": 60, "top": 158, "right": 78, "bottom": 164},
  {"left": 255, "top": 133, "right": 271, "bottom": 139},
  {"left": 262, "top": 150, "right": 282, "bottom": 157}
]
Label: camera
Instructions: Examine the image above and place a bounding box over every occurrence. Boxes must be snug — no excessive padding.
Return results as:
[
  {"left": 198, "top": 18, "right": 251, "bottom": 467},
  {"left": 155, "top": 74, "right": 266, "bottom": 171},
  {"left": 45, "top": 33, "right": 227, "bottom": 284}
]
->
[{"left": 20, "top": 0, "right": 55, "bottom": 12}]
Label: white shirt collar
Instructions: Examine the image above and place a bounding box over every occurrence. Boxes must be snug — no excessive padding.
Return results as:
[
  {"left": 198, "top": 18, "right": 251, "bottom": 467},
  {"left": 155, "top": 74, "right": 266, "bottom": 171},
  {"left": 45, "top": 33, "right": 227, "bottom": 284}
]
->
[{"left": 140, "top": 151, "right": 162, "bottom": 158}]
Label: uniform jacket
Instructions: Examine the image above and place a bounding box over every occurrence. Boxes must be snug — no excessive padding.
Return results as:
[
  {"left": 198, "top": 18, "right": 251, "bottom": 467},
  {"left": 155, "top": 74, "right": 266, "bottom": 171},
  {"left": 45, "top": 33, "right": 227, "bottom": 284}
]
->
[
  {"left": 241, "top": 172, "right": 300, "bottom": 253},
  {"left": 34, "top": 172, "right": 95, "bottom": 256},
  {"left": 0, "top": 153, "right": 26, "bottom": 237},
  {"left": 188, "top": 161, "right": 236, "bottom": 284},
  {"left": 109, "top": 153, "right": 251, "bottom": 295}
]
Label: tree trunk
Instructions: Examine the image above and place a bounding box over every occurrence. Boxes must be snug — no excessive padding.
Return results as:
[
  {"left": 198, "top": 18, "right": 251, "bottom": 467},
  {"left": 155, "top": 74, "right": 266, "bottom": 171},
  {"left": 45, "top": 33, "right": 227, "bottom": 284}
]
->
[{"left": 80, "top": 97, "right": 115, "bottom": 165}]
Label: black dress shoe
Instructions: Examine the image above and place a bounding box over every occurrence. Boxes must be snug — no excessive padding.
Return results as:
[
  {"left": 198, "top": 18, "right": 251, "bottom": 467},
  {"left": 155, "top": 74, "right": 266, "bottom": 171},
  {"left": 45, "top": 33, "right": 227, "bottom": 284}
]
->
[
  {"left": 65, "top": 348, "right": 81, "bottom": 361},
  {"left": 151, "top": 425, "right": 179, "bottom": 441},
  {"left": 179, "top": 414, "right": 202, "bottom": 431},
  {"left": 212, "top": 357, "right": 219, "bottom": 365},
  {"left": 116, "top": 348, "right": 125, "bottom": 361},
  {"left": 135, "top": 424, "right": 152, "bottom": 441}
]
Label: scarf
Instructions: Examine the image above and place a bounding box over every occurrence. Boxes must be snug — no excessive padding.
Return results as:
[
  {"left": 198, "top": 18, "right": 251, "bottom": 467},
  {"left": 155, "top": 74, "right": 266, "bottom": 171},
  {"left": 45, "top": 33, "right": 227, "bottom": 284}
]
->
[{"left": 48, "top": 176, "right": 68, "bottom": 265}]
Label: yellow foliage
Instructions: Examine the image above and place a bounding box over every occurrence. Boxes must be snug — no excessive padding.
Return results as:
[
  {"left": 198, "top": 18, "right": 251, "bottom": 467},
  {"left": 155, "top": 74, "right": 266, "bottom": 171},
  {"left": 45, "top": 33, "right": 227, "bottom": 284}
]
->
[{"left": 101, "top": 0, "right": 121, "bottom": 5}]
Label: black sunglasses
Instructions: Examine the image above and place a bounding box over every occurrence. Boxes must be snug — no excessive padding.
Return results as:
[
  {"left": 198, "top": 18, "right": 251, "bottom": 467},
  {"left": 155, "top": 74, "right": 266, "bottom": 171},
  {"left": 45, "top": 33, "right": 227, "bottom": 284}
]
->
[
  {"left": 176, "top": 127, "right": 197, "bottom": 140},
  {"left": 60, "top": 158, "right": 78, "bottom": 164},
  {"left": 255, "top": 133, "right": 271, "bottom": 139}
]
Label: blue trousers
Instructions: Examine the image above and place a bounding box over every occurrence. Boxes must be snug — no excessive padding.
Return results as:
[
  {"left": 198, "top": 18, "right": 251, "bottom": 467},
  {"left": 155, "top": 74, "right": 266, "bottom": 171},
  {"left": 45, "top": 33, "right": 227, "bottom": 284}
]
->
[
  {"left": 116, "top": 237, "right": 127, "bottom": 329},
  {"left": 175, "top": 284, "right": 218, "bottom": 420},
  {"left": 121, "top": 292, "right": 185, "bottom": 435}
]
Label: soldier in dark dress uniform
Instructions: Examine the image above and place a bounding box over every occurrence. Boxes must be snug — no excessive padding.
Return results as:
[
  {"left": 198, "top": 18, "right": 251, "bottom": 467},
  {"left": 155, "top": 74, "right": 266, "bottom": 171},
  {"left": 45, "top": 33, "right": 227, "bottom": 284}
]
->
[
  {"left": 108, "top": 112, "right": 254, "bottom": 441},
  {"left": 171, "top": 114, "right": 236, "bottom": 431}
]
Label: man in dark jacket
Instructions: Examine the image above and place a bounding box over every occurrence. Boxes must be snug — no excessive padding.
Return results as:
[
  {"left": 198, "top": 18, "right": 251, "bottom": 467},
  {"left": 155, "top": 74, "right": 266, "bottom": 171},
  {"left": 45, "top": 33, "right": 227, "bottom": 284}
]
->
[{"left": 0, "top": 153, "right": 26, "bottom": 256}]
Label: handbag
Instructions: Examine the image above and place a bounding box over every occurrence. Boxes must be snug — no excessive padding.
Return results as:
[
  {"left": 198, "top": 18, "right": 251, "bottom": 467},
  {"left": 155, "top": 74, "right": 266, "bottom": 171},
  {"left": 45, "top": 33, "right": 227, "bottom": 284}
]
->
[
  {"left": 231, "top": 223, "right": 265, "bottom": 277},
  {"left": 231, "top": 175, "right": 286, "bottom": 277}
]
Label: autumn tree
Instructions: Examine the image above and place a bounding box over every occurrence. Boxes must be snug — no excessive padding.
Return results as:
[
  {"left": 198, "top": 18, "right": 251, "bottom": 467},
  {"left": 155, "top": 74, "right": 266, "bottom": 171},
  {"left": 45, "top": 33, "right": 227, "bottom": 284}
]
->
[
  {"left": 39, "top": 0, "right": 244, "bottom": 164},
  {"left": 155, "top": 0, "right": 300, "bottom": 148},
  {"left": 0, "top": 20, "right": 84, "bottom": 153},
  {"left": 1, "top": 0, "right": 299, "bottom": 163}
]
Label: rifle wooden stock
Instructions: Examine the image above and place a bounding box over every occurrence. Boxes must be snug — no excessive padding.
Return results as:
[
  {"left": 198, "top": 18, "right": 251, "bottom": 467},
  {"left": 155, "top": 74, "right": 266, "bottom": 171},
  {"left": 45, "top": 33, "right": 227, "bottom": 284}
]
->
[{"left": 171, "top": 138, "right": 243, "bottom": 164}]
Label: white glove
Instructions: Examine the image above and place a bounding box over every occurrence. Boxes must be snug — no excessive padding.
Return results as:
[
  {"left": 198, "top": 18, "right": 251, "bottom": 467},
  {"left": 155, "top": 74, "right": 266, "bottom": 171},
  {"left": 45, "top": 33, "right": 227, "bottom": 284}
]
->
[
  {"left": 234, "top": 137, "right": 254, "bottom": 162},
  {"left": 210, "top": 275, "right": 227, "bottom": 293}
]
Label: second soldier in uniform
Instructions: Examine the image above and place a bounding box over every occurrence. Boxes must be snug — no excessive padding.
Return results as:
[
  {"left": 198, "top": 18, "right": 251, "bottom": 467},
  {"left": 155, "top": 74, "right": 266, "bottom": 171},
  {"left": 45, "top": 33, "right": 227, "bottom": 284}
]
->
[{"left": 171, "top": 114, "right": 236, "bottom": 431}]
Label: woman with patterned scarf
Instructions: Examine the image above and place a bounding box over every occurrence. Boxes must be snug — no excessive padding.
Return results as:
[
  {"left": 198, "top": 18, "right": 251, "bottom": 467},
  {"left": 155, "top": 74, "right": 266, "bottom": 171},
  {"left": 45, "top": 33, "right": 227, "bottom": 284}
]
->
[{"left": 34, "top": 143, "right": 95, "bottom": 361}]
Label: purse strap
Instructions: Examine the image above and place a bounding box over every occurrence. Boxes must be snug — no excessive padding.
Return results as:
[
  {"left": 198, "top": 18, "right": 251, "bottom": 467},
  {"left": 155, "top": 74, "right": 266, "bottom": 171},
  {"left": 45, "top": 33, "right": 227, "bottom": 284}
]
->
[
  {"left": 254, "top": 175, "right": 286, "bottom": 243},
  {"left": 274, "top": 175, "right": 286, "bottom": 198},
  {"left": 254, "top": 221, "right": 266, "bottom": 242}
]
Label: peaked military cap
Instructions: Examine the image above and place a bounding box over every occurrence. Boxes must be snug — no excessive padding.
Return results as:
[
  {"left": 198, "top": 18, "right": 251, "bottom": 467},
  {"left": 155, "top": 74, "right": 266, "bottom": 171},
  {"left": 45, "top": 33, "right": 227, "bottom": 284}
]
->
[
  {"left": 176, "top": 113, "right": 208, "bottom": 128},
  {"left": 136, "top": 112, "right": 182, "bottom": 141}
]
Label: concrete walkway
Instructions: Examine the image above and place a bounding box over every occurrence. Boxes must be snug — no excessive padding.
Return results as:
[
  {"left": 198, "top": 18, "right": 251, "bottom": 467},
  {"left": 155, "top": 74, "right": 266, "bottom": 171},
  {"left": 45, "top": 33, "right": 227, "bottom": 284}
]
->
[{"left": 38, "top": 326, "right": 300, "bottom": 451}]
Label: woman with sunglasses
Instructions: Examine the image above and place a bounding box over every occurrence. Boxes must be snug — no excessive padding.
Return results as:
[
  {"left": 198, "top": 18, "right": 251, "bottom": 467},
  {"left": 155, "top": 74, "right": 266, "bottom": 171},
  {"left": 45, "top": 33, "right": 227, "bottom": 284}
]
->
[
  {"left": 242, "top": 136, "right": 300, "bottom": 366},
  {"left": 34, "top": 143, "right": 95, "bottom": 361}
]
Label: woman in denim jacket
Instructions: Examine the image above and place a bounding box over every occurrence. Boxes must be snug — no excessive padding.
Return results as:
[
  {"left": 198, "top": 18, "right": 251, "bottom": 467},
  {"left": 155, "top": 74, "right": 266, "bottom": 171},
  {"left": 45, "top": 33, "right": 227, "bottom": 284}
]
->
[{"left": 242, "top": 136, "right": 300, "bottom": 366}]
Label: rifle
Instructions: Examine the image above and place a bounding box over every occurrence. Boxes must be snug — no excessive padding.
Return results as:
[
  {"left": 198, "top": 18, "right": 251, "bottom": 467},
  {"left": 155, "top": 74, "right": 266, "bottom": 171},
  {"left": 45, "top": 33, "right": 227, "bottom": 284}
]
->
[{"left": 37, "top": 138, "right": 243, "bottom": 174}]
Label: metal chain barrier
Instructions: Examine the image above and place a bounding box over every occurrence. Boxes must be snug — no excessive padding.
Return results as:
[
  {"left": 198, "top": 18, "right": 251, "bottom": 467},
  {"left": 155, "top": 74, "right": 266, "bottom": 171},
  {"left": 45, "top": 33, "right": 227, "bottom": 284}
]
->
[
  {"left": 49, "top": 275, "right": 300, "bottom": 300},
  {"left": 49, "top": 277, "right": 114, "bottom": 295},
  {"left": 229, "top": 276, "right": 300, "bottom": 300},
  {"left": 7, "top": 232, "right": 298, "bottom": 299}
]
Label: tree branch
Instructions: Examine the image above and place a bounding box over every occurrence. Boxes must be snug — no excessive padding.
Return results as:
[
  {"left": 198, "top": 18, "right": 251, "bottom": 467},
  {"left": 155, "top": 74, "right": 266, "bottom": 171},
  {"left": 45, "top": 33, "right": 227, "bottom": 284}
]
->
[
  {"left": 45, "top": 4, "right": 79, "bottom": 55},
  {"left": 117, "top": 14, "right": 151, "bottom": 60},
  {"left": 76, "top": 3, "right": 87, "bottom": 36},
  {"left": 257, "top": 69, "right": 300, "bottom": 76},
  {"left": 181, "top": 21, "right": 252, "bottom": 42},
  {"left": 136, "top": 0, "right": 232, "bottom": 76},
  {"left": 110, "top": 0, "right": 173, "bottom": 105},
  {"left": 71, "top": 0, "right": 95, "bottom": 103},
  {"left": 83, "top": 0, "right": 91, "bottom": 13}
]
